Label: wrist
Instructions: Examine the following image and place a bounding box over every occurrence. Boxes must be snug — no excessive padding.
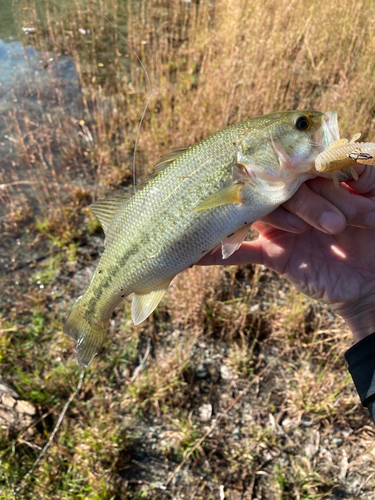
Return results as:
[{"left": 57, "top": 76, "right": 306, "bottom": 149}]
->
[{"left": 334, "top": 295, "right": 375, "bottom": 342}]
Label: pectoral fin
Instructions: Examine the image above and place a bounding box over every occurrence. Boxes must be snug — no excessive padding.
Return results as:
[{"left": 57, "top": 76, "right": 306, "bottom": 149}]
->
[
  {"left": 132, "top": 280, "right": 171, "bottom": 325},
  {"left": 222, "top": 225, "right": 250, "bottom": 259},
  {"left": 192, "top": 183, "right": 244, "bottom": 213}
]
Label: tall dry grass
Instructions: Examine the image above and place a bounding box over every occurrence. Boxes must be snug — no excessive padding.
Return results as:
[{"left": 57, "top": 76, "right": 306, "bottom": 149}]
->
[{"left": 3, "top": 0, "right": 375, "bottom": 215}]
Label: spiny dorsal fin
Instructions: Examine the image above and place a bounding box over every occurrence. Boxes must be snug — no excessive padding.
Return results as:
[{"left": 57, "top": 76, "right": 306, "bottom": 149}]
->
[
  {"left": 137, "top": 146, "right": 191, "bottom": 191},
  {"left": 92, "top": 147, "right": 190, "bottom": 233},
  {"left": 90, "top": 193, "right": 131, "bottom": 234},
  {"left": 153, "top": 146, "right": 190, "bottom": 172}
]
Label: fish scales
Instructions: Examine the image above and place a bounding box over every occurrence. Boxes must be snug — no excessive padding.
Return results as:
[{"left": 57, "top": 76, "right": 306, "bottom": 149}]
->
[{"left": 64, "top": 110, "right": 339, "bottom": 367}]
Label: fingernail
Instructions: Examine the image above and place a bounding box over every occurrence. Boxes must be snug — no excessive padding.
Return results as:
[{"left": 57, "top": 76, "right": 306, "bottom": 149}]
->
[{"left": 319, "top": 212, "right": 345, "bottom": 233}]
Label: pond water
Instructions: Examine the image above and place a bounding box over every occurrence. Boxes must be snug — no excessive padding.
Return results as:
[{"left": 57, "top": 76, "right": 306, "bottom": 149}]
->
[
  {"left": 0, "top": 0, "right": 196, "bottom": 184},
  {"left": 0, "top": 0, "right": 200, "bottom": 275}
]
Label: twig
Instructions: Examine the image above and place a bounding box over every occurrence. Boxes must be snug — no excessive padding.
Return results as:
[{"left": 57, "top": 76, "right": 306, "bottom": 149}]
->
[
  {"left": 130, "top": 338, "right": 151, "bottom": 382},
  {"left": 0, "top": 181, "right": 39, "bottom": 190},
  {"left": 17, "top": 438, "right": 42, "bottom": 451},
  {"left": 165, "top": 348, "right": 287, "bottom": 487},
  {"left": 16, "top": 401, "right": 61, "bottom": 442},
  {"left": 14, "top": 369, "right": 86, "bottom": 494}
]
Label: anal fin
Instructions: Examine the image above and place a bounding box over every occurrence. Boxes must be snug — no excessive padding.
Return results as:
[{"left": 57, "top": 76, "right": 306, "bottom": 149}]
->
[
  {"left": 222, "top": 225, "right": 250, "bottom": 259},
  {"left": 132, "top": 280, "right": 171, "bottom": 325}
]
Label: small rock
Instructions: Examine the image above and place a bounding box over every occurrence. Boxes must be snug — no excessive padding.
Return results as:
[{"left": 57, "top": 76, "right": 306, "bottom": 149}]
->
[
  {"left": 16, "top": 400, "right": 36, "bottom": 416},
  {"left": 301, "top": 417, "right": 313, "bottom": 427},
  {"left": 1, "top": 394, "right": 16, "bottom": 409},
  {"left": 198, "top": 403, "right": 212, "bottom": 422},
  {"left": 21, "top": 27, "right": 36, "bottom": 34},
  {"left": 0, "top": 392, "right": 36, "bottom": 434},
  {"left": 220, "top": 364, "right": 232, "bottom": 380},
  {"left": 333, "top": 437, "right": 343, "bottom": 447},
  {"left": 196, "top": 363, "right": 209, "bottom": 379},
  {"left": 0, "top": 408, "right": 13, "bottom": 424},
  {"left": 0, "top": 379, "right": 19, "bottom": 399}
]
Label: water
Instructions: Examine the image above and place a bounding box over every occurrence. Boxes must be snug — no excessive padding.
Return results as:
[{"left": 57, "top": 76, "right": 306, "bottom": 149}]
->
[
  {"left": 0, "top": 0, "right": 198, "bottom": 275},
  {"left": 0, "top": 0, "right": 137, "bottom": 197},
  {"left": 0, "top": 0, "right": 135, "bottom": 276}
]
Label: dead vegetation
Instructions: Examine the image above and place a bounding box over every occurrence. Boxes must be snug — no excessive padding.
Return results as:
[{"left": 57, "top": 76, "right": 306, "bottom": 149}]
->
[{"left": 1, "top": 0, "right": 375, "bottom": 498}]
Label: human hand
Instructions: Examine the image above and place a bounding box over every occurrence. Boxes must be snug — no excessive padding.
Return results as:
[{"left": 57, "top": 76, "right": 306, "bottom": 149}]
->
[{"left": 198, "top": 165, "right": 375, "bottom": 342}]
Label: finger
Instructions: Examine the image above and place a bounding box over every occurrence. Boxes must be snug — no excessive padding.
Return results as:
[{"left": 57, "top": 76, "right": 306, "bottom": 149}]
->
[
  {"left": 282, "top": 183, "right": 346, "bottom": 234},
  {"left": 306, "top": 175, "right": 375, "bottom": 228},
  {"left": 346, "top": 164, "right": 375, "bottom": 197},
  {"left": 259, "top": 206, "right": 309, "bottom": 233}
]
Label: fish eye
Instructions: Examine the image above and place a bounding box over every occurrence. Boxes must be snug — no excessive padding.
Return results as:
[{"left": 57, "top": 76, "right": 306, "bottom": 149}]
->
[{"left": 295, "top": 115, "right": 311, "bottom": 131}]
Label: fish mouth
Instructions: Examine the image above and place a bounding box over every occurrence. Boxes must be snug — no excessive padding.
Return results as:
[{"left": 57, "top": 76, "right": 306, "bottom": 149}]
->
[
  {"left": 307, "top": 110, "right": 345, "bottom": 180},
  {"left": 310, "top": 111, "right": 340, "bottom": 154},
  {"left": 323, "top": 111, "right": 340, "bottom": 146}
]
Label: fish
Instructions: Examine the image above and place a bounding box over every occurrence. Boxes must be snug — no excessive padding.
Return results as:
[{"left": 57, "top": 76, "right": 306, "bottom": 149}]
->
[{"left": 64, "top": 109, "right": 339, "bottom": 367}]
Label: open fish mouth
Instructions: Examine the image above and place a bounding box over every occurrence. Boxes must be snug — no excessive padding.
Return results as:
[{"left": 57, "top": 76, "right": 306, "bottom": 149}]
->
[
  {"left": 310, "top": 110, "right": 353, "bottom": 182},
  {"left": 323, "top": 111, "right": 340, "bottom": 145},
  {"left": 309, "top": 111, "right": 340, "bottom": 154},
  {"left": 313, "top": 111, "right": 340, "bottom": 153}
]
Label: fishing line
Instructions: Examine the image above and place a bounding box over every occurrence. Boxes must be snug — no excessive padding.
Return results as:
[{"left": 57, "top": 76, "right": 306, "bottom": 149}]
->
[
  {"left": 103, "top": 15, "right": 239, "bottom": 193},
  {"left": 15, "top": 369, "right": 86, "bottom": 494},
  {"left": 103, "top": 16, "right": 153, "bottom": 194}
]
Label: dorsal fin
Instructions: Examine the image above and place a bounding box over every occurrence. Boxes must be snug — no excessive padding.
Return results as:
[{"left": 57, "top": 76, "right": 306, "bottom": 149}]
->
[
  {"left": 137, "top": 146, "right": 191, "bottom": 191},
  {"left": 91, "top": 147, "right": 190, "bottom": 233},
  {"left": 90, "top": 193, "right": 131, "bottom": 234},
  {"left": 153, "top": 146, "right": 190, "bottom": 173}
]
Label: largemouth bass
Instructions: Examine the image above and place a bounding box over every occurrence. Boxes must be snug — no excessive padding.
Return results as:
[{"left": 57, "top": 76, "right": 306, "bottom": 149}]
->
[{"left": 64, "top": 110, "right": 339, "bottom": 367}]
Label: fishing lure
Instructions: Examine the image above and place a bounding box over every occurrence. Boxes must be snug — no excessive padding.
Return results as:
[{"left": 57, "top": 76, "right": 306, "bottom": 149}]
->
[{"left": 315, "top": 132, "right": 375, "bottom": 187}]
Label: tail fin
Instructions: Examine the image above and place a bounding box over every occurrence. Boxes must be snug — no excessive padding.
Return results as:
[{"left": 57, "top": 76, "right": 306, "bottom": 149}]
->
[{"left": 63, "top": 296, "right": 109, "bottom": 367}]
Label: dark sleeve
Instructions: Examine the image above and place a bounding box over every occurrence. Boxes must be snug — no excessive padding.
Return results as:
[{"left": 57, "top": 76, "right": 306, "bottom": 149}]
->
[{"left": 345, "top": 331, "right": 375, "bottom": 424}]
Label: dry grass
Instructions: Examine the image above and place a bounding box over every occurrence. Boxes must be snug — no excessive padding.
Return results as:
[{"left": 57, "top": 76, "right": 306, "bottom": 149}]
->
[{"left": 1, "top": 0, "right": 375, "bottom": 498}]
